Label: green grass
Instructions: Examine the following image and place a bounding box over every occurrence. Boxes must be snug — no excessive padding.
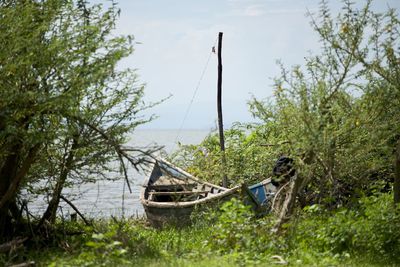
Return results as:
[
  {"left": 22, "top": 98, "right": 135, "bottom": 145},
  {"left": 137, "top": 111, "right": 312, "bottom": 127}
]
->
[{"left": 2, "top": 194, "right": 400, "bottom": 267}]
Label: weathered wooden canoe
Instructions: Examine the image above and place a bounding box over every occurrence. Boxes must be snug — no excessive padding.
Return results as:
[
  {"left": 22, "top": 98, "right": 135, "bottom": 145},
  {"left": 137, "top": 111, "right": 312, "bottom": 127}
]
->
[{"left": 140, "top": 158, "right": 241, "bottom": 227}]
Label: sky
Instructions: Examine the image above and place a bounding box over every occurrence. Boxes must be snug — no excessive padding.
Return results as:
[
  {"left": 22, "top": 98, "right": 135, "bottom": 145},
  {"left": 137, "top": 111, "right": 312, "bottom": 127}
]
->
[{"left": 101, "top": 0, "right": 400, "bottom": 129}]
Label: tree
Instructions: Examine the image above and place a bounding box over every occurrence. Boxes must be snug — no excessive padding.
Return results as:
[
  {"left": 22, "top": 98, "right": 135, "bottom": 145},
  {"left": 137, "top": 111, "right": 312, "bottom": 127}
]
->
[
  {"left": 248, "top": 0, "right": 400, "bottom": 220},
  {"left": 309, "top": 0, "right": 400, "bottom": 203},
  {"left": 0, "top": 0, "right": 157, "bottom": 240}
]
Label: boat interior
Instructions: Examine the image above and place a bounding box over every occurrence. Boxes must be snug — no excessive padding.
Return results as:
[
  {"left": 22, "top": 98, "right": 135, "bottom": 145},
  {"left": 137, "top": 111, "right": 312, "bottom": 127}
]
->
[{"left": 146, "top": 162, "right": 225, "bottom": 202}]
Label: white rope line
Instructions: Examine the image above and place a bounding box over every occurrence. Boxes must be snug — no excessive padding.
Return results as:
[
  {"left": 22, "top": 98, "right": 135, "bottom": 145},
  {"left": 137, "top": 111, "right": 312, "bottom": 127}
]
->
[{"left": 172, "top": 37, "right": 218, "bottom": 152}]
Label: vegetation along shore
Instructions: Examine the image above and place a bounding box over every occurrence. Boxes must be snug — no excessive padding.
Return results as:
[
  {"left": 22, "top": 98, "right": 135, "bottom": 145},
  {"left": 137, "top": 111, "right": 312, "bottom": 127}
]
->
[{"left": 1, "top": 0, "right": 400, "bottom": 266}]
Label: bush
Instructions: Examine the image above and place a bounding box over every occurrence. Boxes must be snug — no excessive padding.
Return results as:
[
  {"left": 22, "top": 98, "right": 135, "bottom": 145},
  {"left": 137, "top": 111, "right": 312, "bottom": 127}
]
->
[
  {"left": 205, "top": 198, "right": 285, "bottom": 260},
  {"left": 290, "top": 193, "right": 400, "bottom": 265},
  {"left": 170, "top": 124, "right": 280, "bottom": 187}
]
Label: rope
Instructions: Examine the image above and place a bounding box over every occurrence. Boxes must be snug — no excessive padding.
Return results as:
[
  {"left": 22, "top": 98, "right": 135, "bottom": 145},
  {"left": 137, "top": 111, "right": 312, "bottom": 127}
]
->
[{"left": 172, "top": 37, "right": 218, "bottom": 152}]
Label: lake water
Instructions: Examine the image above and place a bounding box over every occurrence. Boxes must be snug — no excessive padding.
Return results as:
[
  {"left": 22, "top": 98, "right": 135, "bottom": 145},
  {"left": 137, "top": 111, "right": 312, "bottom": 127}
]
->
[{"left": 27, "top": 129, "right": 211, "bottom": 219}]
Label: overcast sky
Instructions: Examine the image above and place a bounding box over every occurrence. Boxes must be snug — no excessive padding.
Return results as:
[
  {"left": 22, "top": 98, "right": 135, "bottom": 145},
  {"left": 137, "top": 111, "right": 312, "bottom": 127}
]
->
[{"left": 104, "top": 0, "right": 400, "bottom": 129}]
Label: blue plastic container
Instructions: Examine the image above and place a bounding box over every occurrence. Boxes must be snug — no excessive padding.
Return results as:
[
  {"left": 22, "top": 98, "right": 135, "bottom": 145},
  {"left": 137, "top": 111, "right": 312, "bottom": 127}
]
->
[{"left": 248, "top": 183, "right": 267, "bottom": 205}]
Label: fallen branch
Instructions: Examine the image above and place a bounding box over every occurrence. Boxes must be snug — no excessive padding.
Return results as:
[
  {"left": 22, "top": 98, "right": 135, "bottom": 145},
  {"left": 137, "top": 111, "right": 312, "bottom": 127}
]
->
[
  {"left": 0, "top": 237, "right": 28, "bottom": 253},
  {"left": 274, "top": 173, "right": 304, "bottom": 233},
  {"left": 60, "top": 195, "right": 91, "bottom": 226},
  {"left": 9, "top": 261, "right": 35, "bottom": 267}
]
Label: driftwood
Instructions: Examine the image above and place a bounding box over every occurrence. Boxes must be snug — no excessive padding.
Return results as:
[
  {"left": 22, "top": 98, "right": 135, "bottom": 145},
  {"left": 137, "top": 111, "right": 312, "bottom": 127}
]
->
[
  {"left": 0, "top": 237, "right": 28, "bottom": 253},
  {"left": 9, "top": 261, "right": 35, "bottom": 267},
  {"left": 274, "top": 173, "right": 304, "bottom": 232}
]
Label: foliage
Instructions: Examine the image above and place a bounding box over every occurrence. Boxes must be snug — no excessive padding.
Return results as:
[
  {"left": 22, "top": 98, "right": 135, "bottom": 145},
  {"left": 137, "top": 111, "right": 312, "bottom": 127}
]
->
[
  {"left": 1, "top": 0, "right": 399, "bottom": 266},
  {"left": 1, "top": 194, "right": 398, "bottom": 266},
  {"left": 204, "top": 198, "right": 287, "bottom": 266},
  {"left": 248, "top": 0, "right": 400, "bottom": 206},
  {"left": 289, "top": 193, "right": 400, "bottom": 265},
  {"left": 165, "top": 3, "right": 400, "bottom": 264},
  {"left": 0, "top": 0, "right": 157, "bottom": 239},
  {"left": 171, "top": 123, "right": 280, "bottom": 187},
  {"left": 312, "top": 0, "right": 400, "bottom": 204},
  {"left": 173, "top": 0, "right": 400, "bottom": 208}
]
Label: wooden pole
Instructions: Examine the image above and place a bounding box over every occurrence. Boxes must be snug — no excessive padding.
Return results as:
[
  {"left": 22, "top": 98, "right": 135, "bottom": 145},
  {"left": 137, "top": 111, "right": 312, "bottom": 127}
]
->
[{"left": 217, "top": 32, "right": 228, "bottom": 187}]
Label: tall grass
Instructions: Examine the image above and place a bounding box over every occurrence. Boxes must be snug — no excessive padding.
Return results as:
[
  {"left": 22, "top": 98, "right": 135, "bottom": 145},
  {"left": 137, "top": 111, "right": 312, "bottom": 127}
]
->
[{"left": 2, "top": 193, "right": 399, "bottom": 266}]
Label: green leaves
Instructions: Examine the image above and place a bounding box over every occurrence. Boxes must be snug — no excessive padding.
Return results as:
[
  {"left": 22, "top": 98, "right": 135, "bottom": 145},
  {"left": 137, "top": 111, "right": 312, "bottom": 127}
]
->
[
  {"left": 245, "top": 0, "right": 400, "bottom": 207},
  {"left": 292, "top": 193, "right": 400, "bottom": 263},
  {"left": 0, "top": 0, "right": 158, "bottom": 234},
  {"left": 171, "top": 123, "right": 278, "bottom": 187}
]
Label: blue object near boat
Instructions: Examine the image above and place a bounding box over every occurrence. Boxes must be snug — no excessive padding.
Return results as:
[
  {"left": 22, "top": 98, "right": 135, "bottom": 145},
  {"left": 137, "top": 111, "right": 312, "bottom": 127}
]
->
[
  {"left": 247, "top": 179, "right": 276, "bottom": 208},
  {"left": 249, "top": 183, "right": 267, "bottom": 205}
]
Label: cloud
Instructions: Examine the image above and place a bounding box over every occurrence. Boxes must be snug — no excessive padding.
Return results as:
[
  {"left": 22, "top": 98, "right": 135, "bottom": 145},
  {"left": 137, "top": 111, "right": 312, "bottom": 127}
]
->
[
  {"left": 226, "top": 0, "right": 312, "bottom": 17},
  {"left": 111, "top": 0, "right": 323, "bottom": 128},
  {"left": 243, "top": 5, "right": 266, "bottom": 17},
  {"left": 226, "top": 0, "right": 267, "bottom": 17}
]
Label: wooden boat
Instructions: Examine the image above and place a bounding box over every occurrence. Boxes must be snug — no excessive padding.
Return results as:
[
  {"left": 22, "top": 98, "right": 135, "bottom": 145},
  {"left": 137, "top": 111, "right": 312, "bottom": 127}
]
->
[
  {"left": 140, "top": 35, "right": 280, "bottom": 226},
  {"left": 140, "top": 158, "right": 241, "bottom": 227}
]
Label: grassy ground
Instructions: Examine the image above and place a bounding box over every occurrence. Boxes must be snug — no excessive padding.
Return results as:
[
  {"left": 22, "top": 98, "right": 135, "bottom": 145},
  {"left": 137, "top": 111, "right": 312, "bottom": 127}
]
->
[
  {"left": 2, "top": 194, "right": 400, "bottom": 266},
  {"left": 1, "top": 221, "right": 395, "bottom": 267}
]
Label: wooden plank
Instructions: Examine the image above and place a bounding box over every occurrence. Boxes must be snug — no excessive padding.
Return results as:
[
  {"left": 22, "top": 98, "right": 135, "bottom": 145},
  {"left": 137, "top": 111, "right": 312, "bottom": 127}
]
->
[
  {"left": 153, "top": 176, "right": 194, "bottom": 186},
  {"left": 149, "top": 191, "right": 209, "bottom": 196},
  {"left": 155, "top": 157, "right": 228, "bottom": 191},
  {"left": 149, "top": 184, "right": 197, "bottom": 191}
]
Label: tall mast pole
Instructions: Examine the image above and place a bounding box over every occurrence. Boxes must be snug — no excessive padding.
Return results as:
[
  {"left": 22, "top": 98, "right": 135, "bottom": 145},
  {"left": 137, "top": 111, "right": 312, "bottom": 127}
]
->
[{"left": 217, "top": 32, "right": 228, "bottom": 187}]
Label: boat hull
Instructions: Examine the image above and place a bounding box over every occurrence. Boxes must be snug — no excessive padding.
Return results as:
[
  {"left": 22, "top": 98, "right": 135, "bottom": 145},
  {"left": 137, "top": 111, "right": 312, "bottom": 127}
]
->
[
  {"left": 141, "top": 186, "right": 241, "bottom": 227},
  {"left": 143, "top": 205, "right": 193, "bottom": 227}
]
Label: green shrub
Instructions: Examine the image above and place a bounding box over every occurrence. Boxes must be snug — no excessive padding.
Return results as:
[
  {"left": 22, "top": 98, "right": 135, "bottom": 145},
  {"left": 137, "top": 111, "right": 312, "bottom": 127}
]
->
[
  {"left": 207, "top": 198, "right": 255, "bottom": 252},
  {"left": 170, "top": 124, "right": 279, "bottom": 187},
  {"left": 290, "top": 193, "right": 400, "bottom": 265},
  {"left": 205, "top": 198, "right": 284, "bottom": 259}
]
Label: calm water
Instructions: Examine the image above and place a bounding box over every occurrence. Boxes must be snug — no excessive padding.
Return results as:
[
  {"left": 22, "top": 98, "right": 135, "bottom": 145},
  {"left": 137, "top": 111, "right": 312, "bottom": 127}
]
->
[{"left": 27, "top": 129, "right": 211, "bottom": 218}]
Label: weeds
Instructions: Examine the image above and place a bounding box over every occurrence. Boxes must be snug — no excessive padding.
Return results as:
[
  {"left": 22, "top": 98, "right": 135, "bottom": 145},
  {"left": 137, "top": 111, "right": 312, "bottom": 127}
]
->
[{"left": 2, "top": 193, "right": 399, "bottom": 266}]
